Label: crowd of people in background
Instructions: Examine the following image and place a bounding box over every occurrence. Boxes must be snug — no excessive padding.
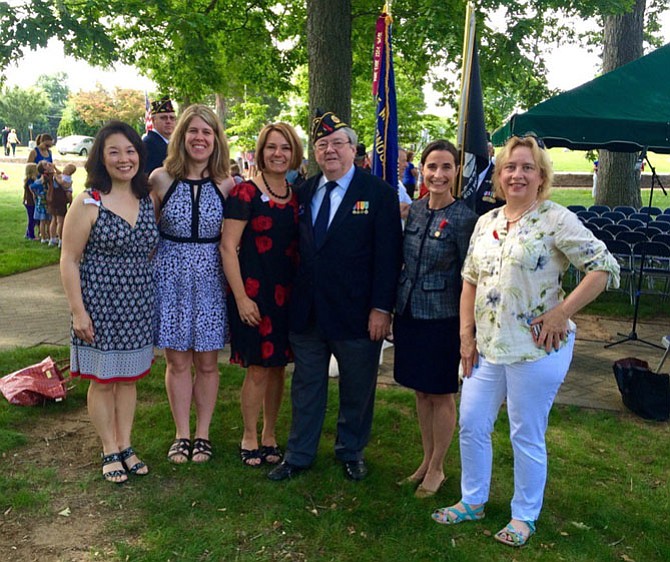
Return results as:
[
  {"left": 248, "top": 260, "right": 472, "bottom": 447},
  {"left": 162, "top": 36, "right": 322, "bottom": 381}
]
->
[{"left": 51, "top": 97, "right": 621, "bottom": 549}]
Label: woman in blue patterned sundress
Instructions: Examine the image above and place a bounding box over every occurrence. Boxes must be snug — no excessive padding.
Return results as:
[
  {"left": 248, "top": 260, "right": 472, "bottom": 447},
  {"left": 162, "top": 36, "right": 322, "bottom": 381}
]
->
[
  {"left": 150, "top": 104, "right": 234, "bottom": 464},
  {"left": 60, "top": 121, "right": 159, "bottom": 484}
]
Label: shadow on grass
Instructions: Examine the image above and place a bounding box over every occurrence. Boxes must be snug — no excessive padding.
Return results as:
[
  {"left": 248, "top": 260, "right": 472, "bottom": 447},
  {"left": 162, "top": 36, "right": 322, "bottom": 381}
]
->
[{"left": 1, "top": 346, "right": 670, "bottom": 561}]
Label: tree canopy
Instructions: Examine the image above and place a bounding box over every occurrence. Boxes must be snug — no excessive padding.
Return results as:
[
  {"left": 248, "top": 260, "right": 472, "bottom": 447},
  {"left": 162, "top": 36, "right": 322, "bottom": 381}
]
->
[{"left": 0, "top": 0, "right": 661, "bottom": 152}]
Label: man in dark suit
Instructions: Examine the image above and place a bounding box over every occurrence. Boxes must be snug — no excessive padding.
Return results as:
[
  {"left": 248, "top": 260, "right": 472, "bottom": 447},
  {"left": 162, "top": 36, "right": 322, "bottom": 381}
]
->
[
  {"left": 268, "top": 111, "right": 402, "bottom": 482},
  {"left": 143, "top": 96, "right": 176, "bottom": 174}
]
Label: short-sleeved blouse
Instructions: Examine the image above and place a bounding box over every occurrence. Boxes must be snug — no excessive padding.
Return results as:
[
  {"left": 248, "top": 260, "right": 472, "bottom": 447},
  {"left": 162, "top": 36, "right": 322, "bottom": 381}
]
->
[{"left": 462, "top": 200, "right": 620, "bottom": 364}]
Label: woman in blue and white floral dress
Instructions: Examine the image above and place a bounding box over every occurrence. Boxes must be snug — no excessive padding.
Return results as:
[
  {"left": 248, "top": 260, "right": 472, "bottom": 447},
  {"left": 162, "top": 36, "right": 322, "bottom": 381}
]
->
[
  {"left": 432, "top": 135, "right": 620, "bottom": 547},
  {"left": 61, "top": 121, "right": 158, "bottom": 484},
  {"left": 150, "top": 104, "right": 234, "bottom": 465}
]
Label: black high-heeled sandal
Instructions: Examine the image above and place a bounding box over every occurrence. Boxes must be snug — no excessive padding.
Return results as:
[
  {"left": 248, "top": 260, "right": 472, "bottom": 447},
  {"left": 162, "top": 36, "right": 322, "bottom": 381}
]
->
[
  {"left": 119, "top": 446, "right": 148, "bottom": 476},
  {"left": 101, "top": 452, "right": 128, "bottom": 484}
]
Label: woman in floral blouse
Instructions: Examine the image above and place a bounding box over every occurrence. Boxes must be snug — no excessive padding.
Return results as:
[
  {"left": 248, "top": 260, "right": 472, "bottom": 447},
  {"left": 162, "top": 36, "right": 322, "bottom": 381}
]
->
[{"left": 432, "top": 135, "right": 620, "bottom": 546}]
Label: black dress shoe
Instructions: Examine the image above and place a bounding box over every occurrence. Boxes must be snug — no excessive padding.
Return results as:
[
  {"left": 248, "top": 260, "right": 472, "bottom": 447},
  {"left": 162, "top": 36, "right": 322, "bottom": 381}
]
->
[
  {"left": 267, "top": 460, "right": 306, "bottom": 481},
  {"left": 343, "top": 460, "right": 368, "bottom": 481}
]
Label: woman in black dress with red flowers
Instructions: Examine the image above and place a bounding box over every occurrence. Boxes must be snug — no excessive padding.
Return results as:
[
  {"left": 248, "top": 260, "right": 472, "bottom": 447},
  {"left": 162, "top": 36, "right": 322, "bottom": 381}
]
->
[{"left": 221, "top": 123, "right": 303, "bottom": 467}]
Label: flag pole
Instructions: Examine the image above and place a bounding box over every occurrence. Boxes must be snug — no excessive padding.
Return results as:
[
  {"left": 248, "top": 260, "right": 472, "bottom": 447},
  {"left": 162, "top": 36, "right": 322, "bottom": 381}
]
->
[{"left": 457, "top": 3, "right": 476, "bottom": 197}]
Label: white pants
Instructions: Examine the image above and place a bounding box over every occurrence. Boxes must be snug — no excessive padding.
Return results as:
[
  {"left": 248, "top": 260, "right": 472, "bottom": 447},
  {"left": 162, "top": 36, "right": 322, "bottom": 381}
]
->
[{"left": 459, "top": 333, "right": 575, "bottom": 522}]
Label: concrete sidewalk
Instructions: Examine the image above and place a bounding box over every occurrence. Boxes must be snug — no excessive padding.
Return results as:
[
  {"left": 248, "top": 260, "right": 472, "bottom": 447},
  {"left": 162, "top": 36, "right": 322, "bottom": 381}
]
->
[{"left": 1, "top": 265, "right": 668, "bottom": 412}]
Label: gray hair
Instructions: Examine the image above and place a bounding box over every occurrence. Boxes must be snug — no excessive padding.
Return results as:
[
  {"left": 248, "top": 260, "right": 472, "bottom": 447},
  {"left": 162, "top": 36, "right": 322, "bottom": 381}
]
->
[{"left": 340, "top": 127, "right": 358, "bottom": 146}]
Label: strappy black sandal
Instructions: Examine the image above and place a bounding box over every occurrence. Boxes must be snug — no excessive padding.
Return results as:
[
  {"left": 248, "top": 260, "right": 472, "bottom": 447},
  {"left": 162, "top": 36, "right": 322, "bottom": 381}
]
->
[
  {"left": 259, "top": 445, "right": 283, "bottom": 465},
  {"left": 101, "top": 452, "right": 128, "bottom": 484},
  {"left": 192, "top": 438, "right": 213, "bottom": 463},
  {"left": 167, "top": 438, "right": 191, "bottom": 464},
  {"left": 239, "top": 445, "right": 262, "bottom": 467},
  {"left": 119, "top": 446, "right": 148, "bottom": 476}
]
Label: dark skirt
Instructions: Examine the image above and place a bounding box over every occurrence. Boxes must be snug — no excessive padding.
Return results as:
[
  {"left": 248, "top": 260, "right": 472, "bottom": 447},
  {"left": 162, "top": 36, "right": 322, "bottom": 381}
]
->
[{"left": 393, "top": 312, "right": 460, "bottom": 394}]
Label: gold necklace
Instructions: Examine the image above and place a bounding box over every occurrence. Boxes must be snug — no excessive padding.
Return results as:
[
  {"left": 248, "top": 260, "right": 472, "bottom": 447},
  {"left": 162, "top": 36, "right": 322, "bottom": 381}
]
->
[{"left": 504, "top": 199, "right": 538, "bottom": 224}]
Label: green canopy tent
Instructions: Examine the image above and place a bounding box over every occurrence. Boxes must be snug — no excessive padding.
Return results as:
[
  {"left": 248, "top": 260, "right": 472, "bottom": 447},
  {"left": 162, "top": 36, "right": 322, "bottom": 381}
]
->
[{"left": 492, "top": 43, "right": 670, "bottom": 153}]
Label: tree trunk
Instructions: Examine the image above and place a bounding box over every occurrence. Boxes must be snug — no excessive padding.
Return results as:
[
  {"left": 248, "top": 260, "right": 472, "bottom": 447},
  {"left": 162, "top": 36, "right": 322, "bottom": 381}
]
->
[
  {"left": 596, "top": 0, "right": 645, "bottom": 207},
  {"left": 307, "top": 0, "right": 352, "bottom": 145},
  {"left": 215, "top": 93, "right": 226, "bottom": 126}
]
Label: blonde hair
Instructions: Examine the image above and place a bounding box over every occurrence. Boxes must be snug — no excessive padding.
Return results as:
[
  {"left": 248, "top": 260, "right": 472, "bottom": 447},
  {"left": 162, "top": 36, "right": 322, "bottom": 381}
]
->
[
  {"left": 255, "top": 123, "right": 304, "bottom": 172},
  {"left": 25, "top": 163, "right": 38, "bottom": 181},
  {"left": 493, "top": 135, "right": 553, "bottom": 201},
  {"left": 164, "top": 104, "right": 230, "bottom": 182}
]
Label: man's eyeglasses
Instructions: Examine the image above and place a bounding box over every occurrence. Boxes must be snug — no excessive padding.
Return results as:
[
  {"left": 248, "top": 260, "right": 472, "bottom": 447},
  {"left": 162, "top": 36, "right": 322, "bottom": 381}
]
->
[{"left": 315, "top": 139, "right": 351, "bottom": 152}]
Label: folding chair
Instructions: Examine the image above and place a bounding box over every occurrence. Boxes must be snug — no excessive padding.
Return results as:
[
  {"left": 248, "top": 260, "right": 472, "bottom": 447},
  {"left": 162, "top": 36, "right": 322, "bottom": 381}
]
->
[
  {"left": 640, "top": 206, "right": 662, "bottom": 216},
  {"left": 616, "top": 230, "right": 646, "bottom": 245},
  {"left": 588, "top": 204, "right": 611, "bottom": 215},
  {"left": 652, "top": 217, "right": 670, "bottom": 230},
  {"left": 604, "top": 239, "right": 635, "bottom": 304},
  {"left": 602, "top": 223, "right": 630, "bottom": 237},
  {"left": 632, "top": 241, "right": 670, "bottom": 300},
  {"left": 620, "top": 218, "right": 645, "bottom": 230},
  {"left": 602, "top": 211, "right": 626, "bottom": 223},
  {"left": 652, "top": 233, "right": 670, "bottom": 246},
  {"left": 588, "top": 217, "right": 615, "bottom": 228},
  {"left": 629, "top": 213, "right": 652, "bottom": 223},
  {"left": 576, "top": 210, "right": 598, "bottom": 222},
  {"left": 593, "top": 229, "right": 614, "bottom": 241},
  {"left": 567, "top": 205, "right": 587, "bottom": 213},
  {"left": 613, "top": 206, "right": 637, "bottom": 217}
]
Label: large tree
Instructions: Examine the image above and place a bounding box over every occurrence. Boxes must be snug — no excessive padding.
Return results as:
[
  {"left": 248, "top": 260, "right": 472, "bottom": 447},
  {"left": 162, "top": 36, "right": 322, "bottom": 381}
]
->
[
  {"left": 0, "top": 85, "right": 50, "bottom": 143},
  {"left": 596, "top": 0, "right": 646, "bottom": 207},
  {"left": 0, "top": 0, "right": 657, "bottom": 155}
]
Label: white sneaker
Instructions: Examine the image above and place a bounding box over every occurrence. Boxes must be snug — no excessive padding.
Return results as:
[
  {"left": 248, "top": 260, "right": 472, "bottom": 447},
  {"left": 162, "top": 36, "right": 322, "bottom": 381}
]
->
[
  {"left": 48, "top": 238, "right": 58, "bottom": 246},
  {"left": 40, "top": 239, "right": 48, "bottom": 244}
]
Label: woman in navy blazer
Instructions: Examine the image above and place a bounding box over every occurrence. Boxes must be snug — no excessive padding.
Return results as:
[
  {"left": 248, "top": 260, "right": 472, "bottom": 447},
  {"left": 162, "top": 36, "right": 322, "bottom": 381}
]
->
[{"left": 394, "top": 140, "right": 478, "bottom": 497}]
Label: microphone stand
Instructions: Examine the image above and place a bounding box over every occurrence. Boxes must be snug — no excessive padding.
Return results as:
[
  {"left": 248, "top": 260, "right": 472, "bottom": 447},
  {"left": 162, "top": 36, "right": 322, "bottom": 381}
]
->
[{"left": 605, "top": 149, "right": 667, "bottom": 350}]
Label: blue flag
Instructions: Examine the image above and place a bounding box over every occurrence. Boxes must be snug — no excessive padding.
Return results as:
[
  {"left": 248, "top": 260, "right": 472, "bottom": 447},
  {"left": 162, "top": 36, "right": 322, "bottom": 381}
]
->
[{"left": 371, "top": 10, "right": 398, "bottom": 190}]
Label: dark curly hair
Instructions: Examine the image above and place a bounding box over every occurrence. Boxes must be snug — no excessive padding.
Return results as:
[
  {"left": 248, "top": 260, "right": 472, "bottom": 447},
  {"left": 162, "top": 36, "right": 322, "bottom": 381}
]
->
[{"left": 85, "top": 121, "right": 149, "bottom": 198}]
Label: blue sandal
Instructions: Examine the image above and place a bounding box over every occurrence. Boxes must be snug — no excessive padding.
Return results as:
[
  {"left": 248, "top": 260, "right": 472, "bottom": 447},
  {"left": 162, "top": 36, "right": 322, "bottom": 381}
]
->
[
  {"left": 432, "top": 502, "right": 485, "bottom": 525},
  {"left": 494, "top": 520, "right": 536, "bottom": 547}
]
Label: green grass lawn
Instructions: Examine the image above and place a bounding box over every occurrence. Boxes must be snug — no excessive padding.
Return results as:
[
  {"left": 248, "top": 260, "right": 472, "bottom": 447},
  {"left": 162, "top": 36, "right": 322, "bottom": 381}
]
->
[
  {"left": 1, "top": 347, "right": 669, "bottom": 561},
  {"left": 0, "top": 161, "right": 85, "bottom": 277}
]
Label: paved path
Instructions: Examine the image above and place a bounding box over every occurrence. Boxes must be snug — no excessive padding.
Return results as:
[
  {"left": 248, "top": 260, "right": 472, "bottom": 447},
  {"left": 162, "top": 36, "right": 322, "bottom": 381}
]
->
[{"left": 1, "top": 265, "right": 668, "bottom": 412}]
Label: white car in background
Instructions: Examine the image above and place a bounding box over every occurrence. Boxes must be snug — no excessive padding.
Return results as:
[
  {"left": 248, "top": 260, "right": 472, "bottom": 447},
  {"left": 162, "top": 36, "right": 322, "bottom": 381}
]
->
[{"left": 56, "top": 135, "right": 95, "bottom": 156}]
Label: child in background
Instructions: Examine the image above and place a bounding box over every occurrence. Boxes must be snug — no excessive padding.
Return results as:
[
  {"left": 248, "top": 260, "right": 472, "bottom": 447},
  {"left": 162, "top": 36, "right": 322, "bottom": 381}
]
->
[
  {"left": 30, "top": 162, "right": 51, "bottom": 244},
  {"left": 56, "top": 163, "right": 76, "bottom": 208},
  {"left": 56, "top": 163, "right": 77, "bottom": 204},
  {"left": 23, "top": 163, "right": 38, "bottom": 240}
]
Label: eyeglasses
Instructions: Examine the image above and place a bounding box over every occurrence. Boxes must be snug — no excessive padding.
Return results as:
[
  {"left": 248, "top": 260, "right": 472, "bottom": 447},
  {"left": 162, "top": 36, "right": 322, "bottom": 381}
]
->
[{"left": 315, "top": 139, "right": 351, "bottom": 152}]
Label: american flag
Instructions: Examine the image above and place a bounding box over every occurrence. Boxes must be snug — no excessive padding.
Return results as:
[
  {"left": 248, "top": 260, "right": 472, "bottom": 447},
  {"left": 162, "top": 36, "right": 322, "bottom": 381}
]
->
[{"left": 144, "top": 92, "right": 153, "bottom": 133}]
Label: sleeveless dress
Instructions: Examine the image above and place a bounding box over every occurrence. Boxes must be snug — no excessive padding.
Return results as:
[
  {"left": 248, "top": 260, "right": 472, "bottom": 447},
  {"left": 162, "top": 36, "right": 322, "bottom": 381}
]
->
[
  {"left": 224, "top": 181, "right": 299, "bottom": 367},
  {"left": 153, "top": 178, "right": 228, "bottom": 352},
  {"left": 70, "top": 191, "right": 159, "bottom": 383}
]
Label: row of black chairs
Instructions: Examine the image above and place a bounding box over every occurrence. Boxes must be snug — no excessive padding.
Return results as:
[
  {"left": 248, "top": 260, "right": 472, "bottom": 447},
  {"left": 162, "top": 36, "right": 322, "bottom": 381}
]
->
[
  {"left": 568, "top": 204, "right": 670, "bottom": 217},
  {"left": 575, "top": 210, "right": 670, "bottom": 226},
  {"left": 603, "top": 240, "right": 670, "bottom": 304},
  {"left": 585, "top": 224, "right": 670, "bottom": 247}
]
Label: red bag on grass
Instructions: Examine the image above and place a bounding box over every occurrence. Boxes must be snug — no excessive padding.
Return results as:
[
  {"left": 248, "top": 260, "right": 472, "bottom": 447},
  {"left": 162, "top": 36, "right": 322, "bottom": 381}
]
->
[{"left": 0, "top": 356, "right": 69, "bottom": 406}]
